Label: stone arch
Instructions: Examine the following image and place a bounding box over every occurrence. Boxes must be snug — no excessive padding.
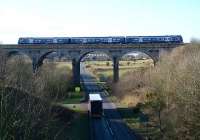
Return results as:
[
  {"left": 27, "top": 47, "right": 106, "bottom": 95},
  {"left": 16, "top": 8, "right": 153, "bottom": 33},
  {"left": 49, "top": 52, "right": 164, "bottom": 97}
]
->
[
  {"left": 7, "top": 51, "right": 32, "bottom": 60},
  {"left": 120, "top": 49, "right": 159, "bottom": 66},
  {"left": 79, "top": 50, "right": 116, "bottom": 83},
  {"left": 142, "top": 49, "right": 159, "bottom": 65},
  {"left": 7, "top": 51, "right": 32, "bottom": 63},
  {"left": 7, "top": 50, "right": 21, "bottom": 57},
  {"left": 37, "top": 51, "right": 56, "bottom": 67},
  {"left": 79, "top": 50, "right": 112, "bottom": 62}
]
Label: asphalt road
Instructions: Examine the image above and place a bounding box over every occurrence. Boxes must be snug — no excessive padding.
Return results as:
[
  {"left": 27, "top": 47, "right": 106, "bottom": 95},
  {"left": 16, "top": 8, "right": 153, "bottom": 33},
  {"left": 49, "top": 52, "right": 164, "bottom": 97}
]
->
[{"left": 80, "top": 63, "right": 142, "bottom": 140}]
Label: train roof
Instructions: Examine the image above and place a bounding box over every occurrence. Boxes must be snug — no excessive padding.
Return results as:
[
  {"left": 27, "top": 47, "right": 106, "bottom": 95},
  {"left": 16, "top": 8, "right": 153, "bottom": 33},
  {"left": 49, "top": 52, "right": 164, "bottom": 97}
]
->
[
  {"left": 19, "top": 35, "right": 182, "bottom": 39},
  {"left": 19, "top": 37, "right": 70, "bottom": 39},
  {"left": 70, "top": 36, "right": 124, "bottom": 38},
  {"left": 126, "top": 35, "right": 182, "bottom": 37},
  {"left": 89, "top": 94, "right": 102, "bottom": 101}
]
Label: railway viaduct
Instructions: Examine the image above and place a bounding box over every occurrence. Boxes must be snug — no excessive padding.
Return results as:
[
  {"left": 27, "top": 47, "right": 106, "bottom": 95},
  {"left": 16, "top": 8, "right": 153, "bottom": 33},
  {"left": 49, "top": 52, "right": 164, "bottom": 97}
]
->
[{"left": 0, "top": 43, "right": 183, "bottom": 85}]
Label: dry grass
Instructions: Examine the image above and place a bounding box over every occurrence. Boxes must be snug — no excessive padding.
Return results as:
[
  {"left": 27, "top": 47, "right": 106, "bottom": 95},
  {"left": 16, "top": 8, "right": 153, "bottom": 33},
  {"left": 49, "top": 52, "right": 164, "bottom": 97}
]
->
[
  {"left": 111, "top": 44, "right": 200, "bottom": 139},
  {"left": 84, "top": 59, "right": 152, "bottom": 82},
  {"left": 0, "top": 51, "right": 75, "bottom": 140}
]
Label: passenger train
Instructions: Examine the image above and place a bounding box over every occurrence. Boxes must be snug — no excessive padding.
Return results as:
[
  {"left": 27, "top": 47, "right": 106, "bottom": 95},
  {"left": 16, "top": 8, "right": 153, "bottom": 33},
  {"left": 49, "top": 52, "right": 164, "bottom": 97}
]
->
[{"left": 18, "top": 35, "right": 183, "bottom": 44}]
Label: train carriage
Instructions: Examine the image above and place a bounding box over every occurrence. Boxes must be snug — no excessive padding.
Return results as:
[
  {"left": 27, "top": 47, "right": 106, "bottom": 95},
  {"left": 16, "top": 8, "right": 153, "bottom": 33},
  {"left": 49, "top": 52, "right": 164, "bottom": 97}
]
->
[
  {"left": 125, "top": 35, "right": 183, "bottom": 44},
  {"left": 125, "top": 36, "right": 140, "bottom": 43},
  {"left": 55, "top": 37, "right": 71, "bottom": 44},
  {"left": 110, "top": 36, "right": 125, "bottom": 44},
  {"left": 18, "top": 35, "right": 183, "bottom": 45},
  {"left": 70, "top": 36, "right": 125, "bottom": 44},
  {"left": 18, "top": 37, "right": 71, "bottom": 44},
  {"left": 18, "top": 38, "right": 33, "bottom": 44}
]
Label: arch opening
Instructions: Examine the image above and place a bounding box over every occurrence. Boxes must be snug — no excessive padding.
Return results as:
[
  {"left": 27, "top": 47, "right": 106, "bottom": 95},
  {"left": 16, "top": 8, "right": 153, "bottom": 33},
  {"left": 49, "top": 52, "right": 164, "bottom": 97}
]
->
[
  {"left": 119, "top": 51, "right": 154, "bottom": 77},
  {"left": 7, "top": 51, "right": 32, "bottom": 62},
  {"left": 7, "top": 51, "right": 32, "bottom": 69},
  {"left": 79, "top": 51, "right": 111, "bottom": 62},
  {"left": 80, "top": 51, "right": 113, "bottom": 83},
  {"left": 37, "top": 51, "right": 56, "bottom": 67},
  {"left": 37, "top": 51, "right": 73, "bottom": 69}
]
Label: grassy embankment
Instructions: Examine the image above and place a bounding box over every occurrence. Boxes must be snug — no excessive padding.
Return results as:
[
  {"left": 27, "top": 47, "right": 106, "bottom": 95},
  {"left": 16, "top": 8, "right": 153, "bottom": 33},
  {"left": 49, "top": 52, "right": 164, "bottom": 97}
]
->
[
  {"left": 0, "top": 54, "right": 89, "bottom": 140},
  {"left": 109, "top": 44, "right": 200, "bottom": 140}
]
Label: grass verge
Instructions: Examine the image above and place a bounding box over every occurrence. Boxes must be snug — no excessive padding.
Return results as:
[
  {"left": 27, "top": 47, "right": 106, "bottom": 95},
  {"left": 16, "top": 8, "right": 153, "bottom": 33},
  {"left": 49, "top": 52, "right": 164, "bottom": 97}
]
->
[
  {"left": 64, "top": 111, "right": 89, "bottom": 140},
  {"left": 57, "top": 90, "right": 89, "bottom": 140},
  {"left": 60, "top": 91, "right": 85, "bottom": 104}
]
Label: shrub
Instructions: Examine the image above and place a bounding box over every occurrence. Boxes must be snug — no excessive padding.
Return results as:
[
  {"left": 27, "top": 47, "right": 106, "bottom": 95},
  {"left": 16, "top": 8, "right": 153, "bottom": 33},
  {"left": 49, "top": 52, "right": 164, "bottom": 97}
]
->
[
  {"left": 0, "top": 53, "right": 73, "bottom": 140},
  {"left": 111, "top": 44, "right": 200, "bottom": 139}
]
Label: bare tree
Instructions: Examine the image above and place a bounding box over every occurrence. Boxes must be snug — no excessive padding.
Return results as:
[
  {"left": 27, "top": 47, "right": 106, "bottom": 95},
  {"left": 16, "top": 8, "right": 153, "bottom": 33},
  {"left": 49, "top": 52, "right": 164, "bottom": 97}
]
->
[{"left": 0, "top": 49, "right": 7, "bottom": 82}]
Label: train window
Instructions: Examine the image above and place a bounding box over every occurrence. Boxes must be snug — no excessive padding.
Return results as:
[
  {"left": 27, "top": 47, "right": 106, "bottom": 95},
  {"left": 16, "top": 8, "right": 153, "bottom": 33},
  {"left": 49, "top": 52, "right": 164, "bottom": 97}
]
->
[
  {"left": 83, "top": 38, "right": 87, "bottom": 43},
  {"left": 95, "top": 39, "right": 100, "bottom": 42},
  {"left": 53, "top": 39, "right": 57, "bottom": 43},
  {"left": 143, "top": 38, "right": 150, "bottom": 41},
  {"left": 89, "top": 39, "right": 95, "bottom": 42},
  {"left": 29, "top": 39, "right": 33, "bottom": 43},
  {"left": 108, "top": 38, "right": 112, "bottom": 43},
  {"left": 133, "top": 38, "right": 139, "bottom": 41}
]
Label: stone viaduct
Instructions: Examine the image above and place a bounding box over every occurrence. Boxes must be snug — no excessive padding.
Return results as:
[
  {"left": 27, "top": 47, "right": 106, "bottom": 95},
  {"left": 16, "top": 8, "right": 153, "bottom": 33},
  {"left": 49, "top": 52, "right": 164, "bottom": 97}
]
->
[{"left": 0, "top": 43, "right": 183, "bottom": 85}]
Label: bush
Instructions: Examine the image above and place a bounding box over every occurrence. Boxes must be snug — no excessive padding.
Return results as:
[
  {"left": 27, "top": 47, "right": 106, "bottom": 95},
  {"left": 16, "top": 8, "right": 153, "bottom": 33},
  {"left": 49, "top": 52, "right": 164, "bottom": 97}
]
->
[
  {"left": 35, "top": 63, "right": 72, "bottom": 100},
  {"left": 0, "top": 53, "right": 73, "bottom": 140},
  {"left": 0, "top": 87, "right": 74, "bottom": 140},
  {"left": 111, "top": 44, "right": 200, "bottom": 139},
  {"left": 148, "top": 44, "right": 200, "bottom": 139},
  {"left": 106, "top": 61, "right": 110, "bottom": 66}
]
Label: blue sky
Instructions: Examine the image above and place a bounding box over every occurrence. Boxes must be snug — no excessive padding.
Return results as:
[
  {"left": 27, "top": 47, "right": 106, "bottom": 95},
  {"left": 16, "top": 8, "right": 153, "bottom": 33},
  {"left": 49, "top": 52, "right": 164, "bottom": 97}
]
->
[{"left": 0, "top": 0, "right": 199, "bottom": 43}]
